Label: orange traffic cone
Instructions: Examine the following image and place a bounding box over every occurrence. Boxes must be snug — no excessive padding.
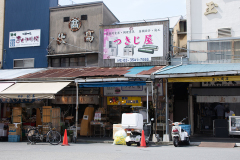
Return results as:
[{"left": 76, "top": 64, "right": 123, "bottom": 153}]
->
[
  {"left": 139, "top": 130, "right": 147, "bottom": 147},
  {"left": 61, "top": 129, "right": 70, "bottom": 146}
]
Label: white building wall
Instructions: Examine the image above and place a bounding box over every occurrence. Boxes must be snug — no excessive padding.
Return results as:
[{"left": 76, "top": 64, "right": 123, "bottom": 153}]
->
[{"left": 187, "top": 0, "right": 240, "bottom": 40}]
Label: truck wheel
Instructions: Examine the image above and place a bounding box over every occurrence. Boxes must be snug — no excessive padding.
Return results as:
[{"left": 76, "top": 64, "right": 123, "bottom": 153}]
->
[
  {"left": 173, "top": 137, "right": 179, "bottom": 147},
  {"left": 126, "top": 142, "right": 131, "bottom": 146},
  {"left": 137, "top": 142, "right": 140, "bottom": 146}
]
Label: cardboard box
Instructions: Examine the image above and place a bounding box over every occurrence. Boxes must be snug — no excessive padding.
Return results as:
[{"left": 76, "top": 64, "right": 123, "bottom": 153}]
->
[{"left": 8, "top": 124, "right": 21, "bottom": 135}]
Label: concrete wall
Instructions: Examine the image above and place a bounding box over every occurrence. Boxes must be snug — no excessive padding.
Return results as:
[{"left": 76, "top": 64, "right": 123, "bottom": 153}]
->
[
  {"left": 49, "top": 4, "right": 104, "bottom": 54},
  {"left": 187, "top": 0, "right": 240, "bottom": 40},
  {"left": 172, "top": 20, "right": 187, "bottom": 55},
  {"left": 0, "top": 0, "right": 4, "bottom": 68},
  {"left": 3, "top": 0, "right": 58, "bottom": 69},
  {"left": 99, "top": 20, "right": 169, "bottom": 67},
  {"left": 102, "top": 4, "right": 119, "bottom": 26}
]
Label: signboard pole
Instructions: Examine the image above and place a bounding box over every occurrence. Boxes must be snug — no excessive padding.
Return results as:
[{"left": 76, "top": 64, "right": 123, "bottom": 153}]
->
[
  {"left": 147, "top": 87, "right": 148, "bottom": 124},
  {"left": 165, "top": 79, "right": 168, "bottom": 135}
]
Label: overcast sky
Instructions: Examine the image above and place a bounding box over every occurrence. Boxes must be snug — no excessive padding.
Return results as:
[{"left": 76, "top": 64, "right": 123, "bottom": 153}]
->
[{"left": 58, "top": 0, "right": 186, "bottom": 22}]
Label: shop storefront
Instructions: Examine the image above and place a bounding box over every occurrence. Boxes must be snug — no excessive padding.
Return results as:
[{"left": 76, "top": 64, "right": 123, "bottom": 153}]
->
[
  {"left": 0, "top": 82, "right": 71, "bottom": 142},
  {"left": 153, "top": 63, "right": 240, "bottom": 139}
]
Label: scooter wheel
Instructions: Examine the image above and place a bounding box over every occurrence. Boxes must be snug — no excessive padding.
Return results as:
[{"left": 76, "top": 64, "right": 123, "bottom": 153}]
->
[
  {"left": 173, "top": 138, "right": 179, "bottom": 147},
  {"left": 136, "top": 142, "right": 140, "bottom": 146},
  {"left": 186, "top": 137, "right": 190, "bottom": 145},
  {"left": 126, "top": 142, "right": 131, "bottom": 146}
]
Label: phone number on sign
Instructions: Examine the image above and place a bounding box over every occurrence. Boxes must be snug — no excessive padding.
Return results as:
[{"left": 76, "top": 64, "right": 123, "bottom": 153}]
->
[{"left": 115, "top": 58, "right": 151, "bottom": 63}]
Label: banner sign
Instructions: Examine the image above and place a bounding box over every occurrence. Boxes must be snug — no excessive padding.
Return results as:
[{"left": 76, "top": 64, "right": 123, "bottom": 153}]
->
[
  {"left": 0, "top": 98, "right": 41, "bottom": 103},
  {"left": 169, "top": 76, "right": 240, "bottom": 83},
  {"left": 52, "top": 96, "right": 99, "bottom": 104},
  {"left": 107, "top": 97, "right": 142, "bottom": 106},
  {"left": 103, "top": 25, "right": 163, "bottom": 63},
  {"left": 104, "top": 83, "right": 163, "bottom": 96},
  {"left": 9, "top": 29, "right": 41, "bottom": 48}
]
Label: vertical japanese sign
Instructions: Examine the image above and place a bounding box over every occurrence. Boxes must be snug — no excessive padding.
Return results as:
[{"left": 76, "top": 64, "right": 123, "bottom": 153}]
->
[
  {"left": 9, "top": 29, "right": 41, "bottom": 48},
  {"left": 103, "top": 25, "right": 163, "bottom": 63}
]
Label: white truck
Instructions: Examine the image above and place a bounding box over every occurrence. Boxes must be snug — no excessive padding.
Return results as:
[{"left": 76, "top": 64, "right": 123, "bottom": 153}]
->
[{"left": 121, "top": 113, "right": 151, "bottom": 146}]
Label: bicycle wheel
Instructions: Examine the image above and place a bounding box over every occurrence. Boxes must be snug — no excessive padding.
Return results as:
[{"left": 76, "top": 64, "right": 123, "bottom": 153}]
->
[
  {"left": 27, "top": 129, "right": 39, "bottom": 143},
  {"left": 47, "top": 130, "right": 61, "bottom": 145}
]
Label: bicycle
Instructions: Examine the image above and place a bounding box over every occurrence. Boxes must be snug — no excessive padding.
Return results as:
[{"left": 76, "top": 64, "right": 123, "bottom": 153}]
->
[{"left": 27, "top": 123, "right": 61, "bottom": 145}]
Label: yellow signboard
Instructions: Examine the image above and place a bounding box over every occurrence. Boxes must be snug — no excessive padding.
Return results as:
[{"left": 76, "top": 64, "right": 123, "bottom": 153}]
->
[
  {"left": 107, "top": 97, "right": 142, "bottom": 106},
  {"left": 168, "top": 76, "right": 240, "bottom": 83}
]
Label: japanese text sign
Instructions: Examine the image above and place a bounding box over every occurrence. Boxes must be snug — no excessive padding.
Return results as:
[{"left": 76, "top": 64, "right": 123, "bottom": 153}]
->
[
  {"left": 103, "top": 25, "right": 163, "bottom": 63},
  {"left": 9, "top": 29, "right": 41, "bottom": 48}
]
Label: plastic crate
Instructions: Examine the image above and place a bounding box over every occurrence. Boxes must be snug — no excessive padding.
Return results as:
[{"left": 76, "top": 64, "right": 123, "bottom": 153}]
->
[
  {"left": 180, "top": 124, "right": 191, "bottom": 136},
  {"left": 8, "top": 135, "right": 20, "bottom": 142}
]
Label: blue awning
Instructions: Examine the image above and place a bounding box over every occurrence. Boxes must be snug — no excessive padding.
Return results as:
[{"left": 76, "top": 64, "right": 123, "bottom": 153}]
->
[{"left": 78, "top": 81, "right": 146, "bottom": 88}]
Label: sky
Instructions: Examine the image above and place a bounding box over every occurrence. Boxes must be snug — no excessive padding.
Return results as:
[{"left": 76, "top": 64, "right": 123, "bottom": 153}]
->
[{"left": 58, "top": 0, "right": 186, "bottom": 22}]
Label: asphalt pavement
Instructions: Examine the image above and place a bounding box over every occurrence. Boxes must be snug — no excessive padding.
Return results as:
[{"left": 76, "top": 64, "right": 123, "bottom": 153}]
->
[{"left": 0, "top": 142, "right": 240, "bottom": 160}]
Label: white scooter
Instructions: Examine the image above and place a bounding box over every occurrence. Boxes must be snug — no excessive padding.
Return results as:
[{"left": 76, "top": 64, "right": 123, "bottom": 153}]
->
[{"left": 168, "top": 117, "right": 190, "bottom": 147}]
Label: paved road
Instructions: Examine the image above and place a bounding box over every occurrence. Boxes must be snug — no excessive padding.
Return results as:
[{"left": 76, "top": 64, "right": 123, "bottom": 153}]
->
[{"left": 0, "top": 142, "right": 239, "bottom": 160}]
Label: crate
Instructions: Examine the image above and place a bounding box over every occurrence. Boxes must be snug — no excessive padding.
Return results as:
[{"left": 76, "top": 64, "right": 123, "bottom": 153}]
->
[
  {"left": 42, "top": 106, "right": 52, "bottom": 123},
  {"left": 8, "top": 135, "right": 20, "bottom": 142},
  {"left": 180, "top": 124, "right": 191, "bottom": 135}
]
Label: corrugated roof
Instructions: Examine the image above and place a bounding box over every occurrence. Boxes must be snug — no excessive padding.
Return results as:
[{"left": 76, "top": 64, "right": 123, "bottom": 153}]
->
[
  {"left": 0, "top": 68, "right": 46, "bottom": 80},
  {"left": 156, "top": 63, "right": 240, "bottom": 75},
  {"left": 17, "top": 66, "right": 164, "bottom": 79}
]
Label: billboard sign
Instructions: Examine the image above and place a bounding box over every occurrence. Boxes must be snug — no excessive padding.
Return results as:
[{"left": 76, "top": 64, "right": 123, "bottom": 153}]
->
[
  {"left": 103, "top": 25, "right": 163, "bottom": 63},
  {"left": 9, "top": 29, "right": 41, "bottom": 48},
  {"left": 104, "top": 83, "right": 163, "bottom": 96}
]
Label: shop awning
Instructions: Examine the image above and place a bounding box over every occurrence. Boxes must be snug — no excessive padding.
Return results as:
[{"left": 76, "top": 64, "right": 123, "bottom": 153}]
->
[
  {"left": 78, "top": 81, "right": 146, "bottom": 88},
  {"left": 0, "top": 82, "right": 71, "bottom": 99},
  {"left": 154, "top": 63, "right": 240, "bottom": 82},
  {"left": 0, "top": 83, "right": 14, "bottom": 92}
]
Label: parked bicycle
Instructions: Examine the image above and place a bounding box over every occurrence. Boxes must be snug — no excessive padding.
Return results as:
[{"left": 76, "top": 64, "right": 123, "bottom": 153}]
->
[{"left": 27, "top": 123, "right": 61, "bottom": 145}]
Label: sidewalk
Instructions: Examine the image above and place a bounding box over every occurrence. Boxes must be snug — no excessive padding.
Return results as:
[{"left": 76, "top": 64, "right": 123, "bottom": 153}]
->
[{"left": 76, "top": 135, "right": 240, "bottom": 146}]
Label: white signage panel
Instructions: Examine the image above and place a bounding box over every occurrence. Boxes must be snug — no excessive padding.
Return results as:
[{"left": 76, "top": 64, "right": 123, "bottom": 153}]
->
[
  {"left": 104, "top": 83, "right": 163, "bottom": 96},
  {"left": 103, "top": 25, "right": 163, "bottom": 63},
  {"left": 9, "top": 29, "right": 41, "bottom": 48}
]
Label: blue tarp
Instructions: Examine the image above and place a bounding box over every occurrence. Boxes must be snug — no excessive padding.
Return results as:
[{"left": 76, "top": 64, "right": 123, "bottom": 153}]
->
[{"left": 78, "top": 81, "right": 146, "bottom": 88}]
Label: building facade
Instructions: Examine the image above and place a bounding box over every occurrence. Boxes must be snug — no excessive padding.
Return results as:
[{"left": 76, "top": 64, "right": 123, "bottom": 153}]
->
[
  {"left": 187, "top": 0, "right": 240, "bottom": 63},
  {"left": 48, "top": 2, "right": 119, "bottom": 68},
  {"left": 2, "top": 0, "right": 58, "bottom": 69}
]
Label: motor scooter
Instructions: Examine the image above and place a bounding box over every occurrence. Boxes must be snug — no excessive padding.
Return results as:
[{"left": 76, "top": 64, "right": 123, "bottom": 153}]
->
[{"left": 168, "top": 117, "right": 190, "bottom": 147}]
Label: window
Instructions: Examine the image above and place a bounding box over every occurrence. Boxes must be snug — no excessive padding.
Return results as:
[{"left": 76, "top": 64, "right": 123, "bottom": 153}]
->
[
  {"left": 70, "top": 57, "right": 85, "bottom": 67},
  {"left": 13, "top": 58, "right": 34, "bottom": 68},
  {"left": 63, "top": 17, "right": 70, "bottom": 22},
  {"left": 61, "top": 58, "right": 70, "bottom": 67},
  {"left": 50, "top": 57, "right": 85, "bottom": 67},
  {"left": 81, "top": 15, "right": 87, "bottom": 20},
  {"left": 52, "top": 58, "right": 60, "bottom": 67}
]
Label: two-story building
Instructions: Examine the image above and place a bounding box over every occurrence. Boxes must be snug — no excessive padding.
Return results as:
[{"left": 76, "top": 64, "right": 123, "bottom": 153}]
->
[{"left": 154, "top": 0, "right": 240, "bottom": 138}]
